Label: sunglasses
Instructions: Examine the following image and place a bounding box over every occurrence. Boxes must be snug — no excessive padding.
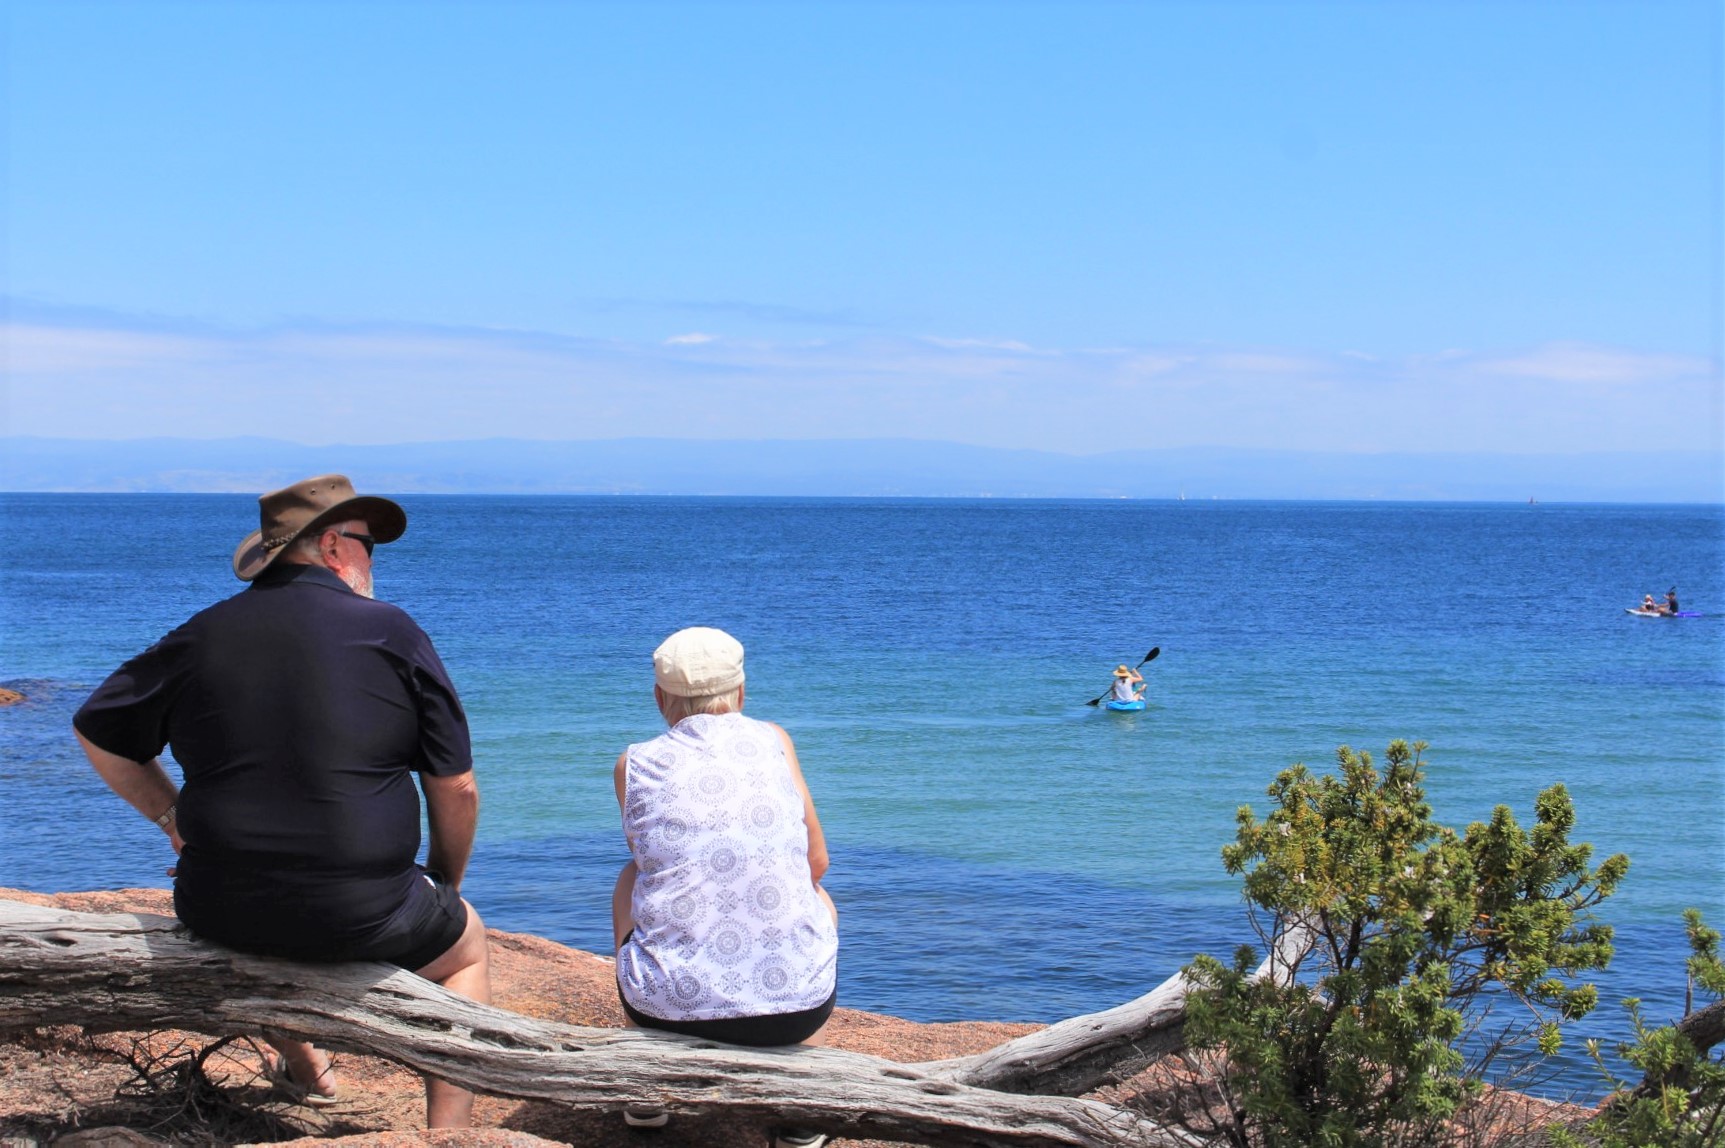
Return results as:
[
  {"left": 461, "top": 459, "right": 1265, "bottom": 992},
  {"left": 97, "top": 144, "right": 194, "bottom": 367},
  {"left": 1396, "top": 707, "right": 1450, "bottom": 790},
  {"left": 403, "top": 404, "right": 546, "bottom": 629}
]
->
[{"left": 337, "top": 531, "right": 376, "bottom": 557}]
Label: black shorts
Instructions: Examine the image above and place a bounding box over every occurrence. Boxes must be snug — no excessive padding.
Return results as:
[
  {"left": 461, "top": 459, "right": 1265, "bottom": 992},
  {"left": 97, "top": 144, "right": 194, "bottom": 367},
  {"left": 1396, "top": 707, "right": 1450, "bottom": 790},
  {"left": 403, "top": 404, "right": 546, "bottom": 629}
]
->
[
  {"left": 375, "top": 872, "right": 470, "bottom": 971},
  {"left": 618, "top": 984, "right": 837, "bottom": 1047},
  {"left": 174, "top": 866, "right": 468, "bottom": 972}
]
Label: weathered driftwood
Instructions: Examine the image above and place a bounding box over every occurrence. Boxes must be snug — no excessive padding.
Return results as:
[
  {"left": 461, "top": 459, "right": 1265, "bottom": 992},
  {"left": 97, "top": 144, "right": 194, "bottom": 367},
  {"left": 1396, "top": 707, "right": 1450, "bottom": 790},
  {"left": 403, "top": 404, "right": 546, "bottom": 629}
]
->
[
  {"left": 1678, "top": 999, "right": 1725, "bottom": 1058},
  {"left": 0, "top": 899, "right": 1214, "bottom": 1148},
  {"left": 928, "top": 917, "right": 1314, "bottom": 1098}
]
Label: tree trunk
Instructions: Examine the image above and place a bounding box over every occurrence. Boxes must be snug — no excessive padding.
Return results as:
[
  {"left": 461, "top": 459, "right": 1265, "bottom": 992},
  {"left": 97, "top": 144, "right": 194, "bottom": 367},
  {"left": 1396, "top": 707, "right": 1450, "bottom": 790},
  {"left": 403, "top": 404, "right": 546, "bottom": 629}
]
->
[
  {"left": 0, "top": 899, "right": 1215, "bottom": 1148},
  {"left": 1678, "top": 999, "right": 1725, "bottom": 1058}
]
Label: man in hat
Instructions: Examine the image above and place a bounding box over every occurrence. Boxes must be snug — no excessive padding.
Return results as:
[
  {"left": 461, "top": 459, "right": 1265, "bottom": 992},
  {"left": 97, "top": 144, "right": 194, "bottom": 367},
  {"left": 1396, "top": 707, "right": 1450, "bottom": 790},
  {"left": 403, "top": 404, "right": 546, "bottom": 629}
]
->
[{"left": 73, "top": 475, "right": 489, "bottom": 1128}]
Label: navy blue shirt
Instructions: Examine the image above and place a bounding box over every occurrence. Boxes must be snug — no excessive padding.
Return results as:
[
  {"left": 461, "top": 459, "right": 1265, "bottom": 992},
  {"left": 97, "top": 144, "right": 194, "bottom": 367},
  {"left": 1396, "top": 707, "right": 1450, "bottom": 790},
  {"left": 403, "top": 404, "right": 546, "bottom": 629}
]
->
[{"left": 75, "top": 562, "right": 471, "bottom": 951}]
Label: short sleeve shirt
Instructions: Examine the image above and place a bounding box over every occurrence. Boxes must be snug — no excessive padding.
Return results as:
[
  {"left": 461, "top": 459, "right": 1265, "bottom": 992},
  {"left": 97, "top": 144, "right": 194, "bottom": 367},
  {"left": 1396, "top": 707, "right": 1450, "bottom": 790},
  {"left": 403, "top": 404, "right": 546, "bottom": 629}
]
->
[{"left": 75, "top": 563, "right": 471, "bottom": 892}]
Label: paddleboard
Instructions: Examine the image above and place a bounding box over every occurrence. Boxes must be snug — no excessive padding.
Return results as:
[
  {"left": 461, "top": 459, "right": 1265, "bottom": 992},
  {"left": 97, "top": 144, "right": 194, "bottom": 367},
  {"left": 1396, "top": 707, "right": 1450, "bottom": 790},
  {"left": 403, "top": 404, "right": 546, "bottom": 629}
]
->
[{"left": 1626, "top": 608, "right": 1701, "bottom": 618}]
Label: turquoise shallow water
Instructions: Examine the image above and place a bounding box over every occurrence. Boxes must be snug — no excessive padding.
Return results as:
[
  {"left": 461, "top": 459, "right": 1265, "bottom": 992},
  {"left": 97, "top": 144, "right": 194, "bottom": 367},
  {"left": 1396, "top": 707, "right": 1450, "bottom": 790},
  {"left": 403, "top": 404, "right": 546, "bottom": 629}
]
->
[{"left": 3, "top": 494, "right": 1721, "bottom": 1097}]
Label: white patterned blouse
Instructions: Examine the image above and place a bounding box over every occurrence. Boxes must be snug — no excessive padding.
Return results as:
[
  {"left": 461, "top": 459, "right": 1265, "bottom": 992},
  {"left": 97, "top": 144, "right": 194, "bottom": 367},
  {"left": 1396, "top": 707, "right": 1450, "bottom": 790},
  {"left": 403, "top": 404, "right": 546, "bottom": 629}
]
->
[{"left": 617, "top": 711, "right": 838, "bottom": 1021}]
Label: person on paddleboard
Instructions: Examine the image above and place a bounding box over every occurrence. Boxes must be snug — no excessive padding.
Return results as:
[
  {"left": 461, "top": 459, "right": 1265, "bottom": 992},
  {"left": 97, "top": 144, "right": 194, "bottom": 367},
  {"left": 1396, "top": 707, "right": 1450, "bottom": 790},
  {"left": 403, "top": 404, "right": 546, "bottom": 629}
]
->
[
  {"left": 1664, "top": 589, "right": 1680, "bottom": 615},
  {"left": 1643, "top": 594, "right": 1658, "bottom": 612},
  {"left": 1110, "top": 664, "right": 1145, "bottom": 703}
]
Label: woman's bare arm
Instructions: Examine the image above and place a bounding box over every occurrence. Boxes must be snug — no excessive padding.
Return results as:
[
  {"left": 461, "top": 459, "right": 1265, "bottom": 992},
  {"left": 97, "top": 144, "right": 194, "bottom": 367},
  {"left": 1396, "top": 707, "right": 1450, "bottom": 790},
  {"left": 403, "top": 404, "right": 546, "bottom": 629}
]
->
[{"left": 773, "top": 724, "right": 829, "bottom": 885}]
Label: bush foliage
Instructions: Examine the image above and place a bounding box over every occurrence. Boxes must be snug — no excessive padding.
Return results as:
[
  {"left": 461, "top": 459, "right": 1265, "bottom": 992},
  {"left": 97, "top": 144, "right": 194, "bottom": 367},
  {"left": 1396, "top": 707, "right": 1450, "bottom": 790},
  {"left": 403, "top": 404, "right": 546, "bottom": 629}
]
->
[
  {"left": 1551, "top": 909, "right": 1725, "bottom": 1148},
  {"left": 1183, "top": 740, "right": 1628, "bottom": 1147}
]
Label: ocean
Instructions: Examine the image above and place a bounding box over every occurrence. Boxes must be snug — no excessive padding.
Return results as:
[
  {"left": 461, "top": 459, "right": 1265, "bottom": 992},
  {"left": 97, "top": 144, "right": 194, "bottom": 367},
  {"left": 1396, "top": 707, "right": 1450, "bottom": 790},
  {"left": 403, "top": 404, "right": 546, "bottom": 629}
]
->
[{"left": 3, "top": 493, "right": 1721, "bottom": 1098}]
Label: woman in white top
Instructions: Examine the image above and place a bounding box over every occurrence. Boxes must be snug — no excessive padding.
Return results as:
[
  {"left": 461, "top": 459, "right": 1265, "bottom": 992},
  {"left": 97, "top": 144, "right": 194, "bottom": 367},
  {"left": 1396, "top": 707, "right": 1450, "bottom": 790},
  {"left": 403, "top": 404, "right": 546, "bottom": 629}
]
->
[
  {"left": 1110, "top": 664, "right": 1145, "bottom": 702},
  {"left": 612, "top": 626, "right": 839, "bottom": 1052}
]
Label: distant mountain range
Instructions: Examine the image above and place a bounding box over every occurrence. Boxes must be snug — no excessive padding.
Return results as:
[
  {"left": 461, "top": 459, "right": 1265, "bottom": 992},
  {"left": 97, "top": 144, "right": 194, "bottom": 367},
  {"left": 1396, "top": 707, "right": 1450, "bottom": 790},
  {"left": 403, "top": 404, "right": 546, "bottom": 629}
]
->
[{"left": 2, "top": 436, "right": 1719, "bottom": 502}]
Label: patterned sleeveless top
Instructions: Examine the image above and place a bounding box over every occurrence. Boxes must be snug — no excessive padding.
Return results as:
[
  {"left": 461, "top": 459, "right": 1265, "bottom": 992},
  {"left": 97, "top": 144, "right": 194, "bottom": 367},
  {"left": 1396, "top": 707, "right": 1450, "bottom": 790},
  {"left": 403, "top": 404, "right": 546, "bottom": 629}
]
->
[{"left": 617, "top": 712, "right": 838, "bottom": 1021}]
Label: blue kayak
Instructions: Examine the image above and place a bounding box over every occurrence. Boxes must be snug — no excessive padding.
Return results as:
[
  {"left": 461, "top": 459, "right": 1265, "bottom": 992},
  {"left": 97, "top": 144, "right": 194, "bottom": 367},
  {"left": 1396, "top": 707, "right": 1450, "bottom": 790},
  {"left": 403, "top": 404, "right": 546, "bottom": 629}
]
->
[{"left": 1105, "top": 699, "right": 1146, "bottom": 712}]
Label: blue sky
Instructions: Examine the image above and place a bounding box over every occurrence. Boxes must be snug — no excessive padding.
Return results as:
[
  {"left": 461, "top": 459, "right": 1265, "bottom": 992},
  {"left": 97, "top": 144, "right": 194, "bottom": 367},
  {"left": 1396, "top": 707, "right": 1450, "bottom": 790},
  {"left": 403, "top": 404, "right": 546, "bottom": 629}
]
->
[{"left": 4, "top": 1, "right": 1720, "bottom": 456}]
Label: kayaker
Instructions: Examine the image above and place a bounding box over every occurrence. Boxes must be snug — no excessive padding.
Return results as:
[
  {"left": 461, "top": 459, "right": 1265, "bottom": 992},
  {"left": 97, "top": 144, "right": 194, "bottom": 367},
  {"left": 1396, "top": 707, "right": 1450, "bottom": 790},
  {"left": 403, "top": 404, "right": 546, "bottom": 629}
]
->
[
  {"left": 1110, "top": 664, "right": 1145, "bottom": 703},
  {"left": 1665, "top": 589, "right": 1680, "bottom": 615}
]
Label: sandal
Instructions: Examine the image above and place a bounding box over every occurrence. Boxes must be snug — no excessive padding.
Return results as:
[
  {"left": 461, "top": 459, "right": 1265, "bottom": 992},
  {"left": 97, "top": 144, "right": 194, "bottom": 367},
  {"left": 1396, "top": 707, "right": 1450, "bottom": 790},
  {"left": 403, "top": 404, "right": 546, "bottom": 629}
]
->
[
  {"left": 263, "top": 1051, "right": 341, "bottom": 1108},
  {"left": 773, "top": 1131, "right": 828, "bottom": 1148}
]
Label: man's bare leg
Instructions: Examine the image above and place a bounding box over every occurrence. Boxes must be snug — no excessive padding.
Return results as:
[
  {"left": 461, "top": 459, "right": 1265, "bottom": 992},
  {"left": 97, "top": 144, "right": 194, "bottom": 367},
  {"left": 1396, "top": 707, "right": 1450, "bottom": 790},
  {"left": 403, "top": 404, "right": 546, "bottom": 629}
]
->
[
  {"left": 412, "top": 899, "right": 491, "bottom": 1128},
  {"left": 262, "top": 1033, "right": 336, "bottom": 1098}
]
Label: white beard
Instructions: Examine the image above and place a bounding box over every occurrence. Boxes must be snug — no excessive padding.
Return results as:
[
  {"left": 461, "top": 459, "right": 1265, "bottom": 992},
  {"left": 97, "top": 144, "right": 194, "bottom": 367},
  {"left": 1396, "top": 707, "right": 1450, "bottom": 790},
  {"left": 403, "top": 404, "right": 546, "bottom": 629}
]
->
[{"left": 339, "top": 566, "right": 375, "bottom": 599}]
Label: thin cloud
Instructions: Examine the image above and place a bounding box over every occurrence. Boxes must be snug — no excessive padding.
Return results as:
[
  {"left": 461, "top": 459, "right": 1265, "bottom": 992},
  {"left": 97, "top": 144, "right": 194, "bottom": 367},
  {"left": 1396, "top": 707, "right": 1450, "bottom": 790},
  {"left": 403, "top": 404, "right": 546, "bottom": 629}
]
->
[
  {"left": 1208, "top": 351, "right": 1327, "bottom": 375},
  {"left": 1472, "top": 341, "right": 1712, "bottom": 384},
  {"left": 4, "top": 323, "right": 226, "bottom": 372},
  {"left": 587, "top": 296, "right": 876, "bottom": 329},
  {"left": 919, "top": 335, "right": 1038, "bottom": 353},
  {"left": 3, "top": 306, "right": 1717, "bottom": 455}
]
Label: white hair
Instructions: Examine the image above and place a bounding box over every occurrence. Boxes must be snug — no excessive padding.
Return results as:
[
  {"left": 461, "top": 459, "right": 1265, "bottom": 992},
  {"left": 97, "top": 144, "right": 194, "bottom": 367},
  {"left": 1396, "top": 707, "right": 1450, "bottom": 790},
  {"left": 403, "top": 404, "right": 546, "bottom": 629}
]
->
[
  {"left": 659, "top": 685, "right": 744, "bottom": 726},
  {"left": 287, "top": 522, "right": 374, "bottom": 598},
  {"left": 288, "top": 530, "right": 327, "bottom": 560}
]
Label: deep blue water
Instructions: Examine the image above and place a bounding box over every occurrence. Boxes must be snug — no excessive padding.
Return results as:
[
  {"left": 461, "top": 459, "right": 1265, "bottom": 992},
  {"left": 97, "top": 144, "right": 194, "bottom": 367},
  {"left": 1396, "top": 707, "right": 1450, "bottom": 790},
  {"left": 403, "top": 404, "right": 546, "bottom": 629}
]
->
[{"left": 3, "top": 494, "right": 1721, "bottom": 1098}]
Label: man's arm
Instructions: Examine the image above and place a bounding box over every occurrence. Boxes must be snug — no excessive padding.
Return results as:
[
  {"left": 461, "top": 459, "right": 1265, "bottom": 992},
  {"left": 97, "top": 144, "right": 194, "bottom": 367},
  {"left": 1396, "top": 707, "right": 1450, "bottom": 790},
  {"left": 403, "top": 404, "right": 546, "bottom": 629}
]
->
[
  {"left": 74, "top": 728, "right": 183, "bottom": 854},
  {"left": 422, "top": 770, "right": 479, "bottom": 890}
]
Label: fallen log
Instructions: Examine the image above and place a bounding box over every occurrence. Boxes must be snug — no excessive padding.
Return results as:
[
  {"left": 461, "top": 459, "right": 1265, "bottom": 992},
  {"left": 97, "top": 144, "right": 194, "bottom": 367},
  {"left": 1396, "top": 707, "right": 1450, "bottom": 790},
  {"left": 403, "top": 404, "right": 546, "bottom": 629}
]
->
[
  {"left": 0, "top": 899, "right": 1205, "bottom": 1148},
  {"left": 928, "top": 917, "right": 1314, "bottom": 1098},
  {"left": 1677, "top": 999, "right": 1725, "bottom": 1059}
]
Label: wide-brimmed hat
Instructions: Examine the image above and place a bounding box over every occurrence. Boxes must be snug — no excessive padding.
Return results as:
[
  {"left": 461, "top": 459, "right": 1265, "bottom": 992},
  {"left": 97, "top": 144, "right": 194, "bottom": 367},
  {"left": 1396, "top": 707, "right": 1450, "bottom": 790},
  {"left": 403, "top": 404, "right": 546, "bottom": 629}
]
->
[
  {"left": 654, "top": 627, "right": 745, "bottom": 697},
  {"left": 232, "top": 474, "right": 406, "bottom": 581},
  {"left": 1114, "top": 664, "right": 1133, "bottom": 677}
]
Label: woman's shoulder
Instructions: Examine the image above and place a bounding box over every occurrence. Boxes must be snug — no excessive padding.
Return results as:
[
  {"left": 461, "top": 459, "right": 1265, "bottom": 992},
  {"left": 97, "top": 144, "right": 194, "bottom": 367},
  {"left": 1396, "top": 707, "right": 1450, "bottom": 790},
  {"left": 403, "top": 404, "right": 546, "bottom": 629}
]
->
[
  {"left": 712, "top": 712, "right": 791, "bottom": 753},
  {"left": 623, "top": 725, "right": 681, "bottom": 761},
  {"left": 719, "top": 712, "right": 783, "bottom": 741}
]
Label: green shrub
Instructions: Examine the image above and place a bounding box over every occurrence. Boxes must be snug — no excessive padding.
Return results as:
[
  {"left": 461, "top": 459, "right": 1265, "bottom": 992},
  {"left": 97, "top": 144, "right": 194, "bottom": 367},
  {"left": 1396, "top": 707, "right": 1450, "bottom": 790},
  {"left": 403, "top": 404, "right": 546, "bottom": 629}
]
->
[
  {"left": 1182, "top": 740, "right": 1627, "bottom": 1147},
  {"left": 1551, "top": 909, "right": 1725, "bottom": 1148}
]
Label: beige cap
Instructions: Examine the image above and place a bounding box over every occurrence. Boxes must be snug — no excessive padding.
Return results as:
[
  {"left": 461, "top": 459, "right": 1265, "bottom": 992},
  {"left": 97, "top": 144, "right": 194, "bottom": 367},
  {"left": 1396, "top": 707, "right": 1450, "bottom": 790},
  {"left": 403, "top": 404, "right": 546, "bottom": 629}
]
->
[{"left": 653, "top": 627, "right": 745, "bottom": 697}]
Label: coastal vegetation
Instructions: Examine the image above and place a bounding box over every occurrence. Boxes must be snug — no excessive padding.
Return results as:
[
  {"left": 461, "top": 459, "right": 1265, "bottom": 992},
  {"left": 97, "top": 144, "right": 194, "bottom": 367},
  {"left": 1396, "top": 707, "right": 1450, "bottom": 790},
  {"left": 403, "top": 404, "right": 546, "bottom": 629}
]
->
[
  {"left": 1174, "top": 741, "right": 1628, "bottom": 1147},
  {"left": 1553, "top": 908, "right": 1725, "bottom": 1148}
]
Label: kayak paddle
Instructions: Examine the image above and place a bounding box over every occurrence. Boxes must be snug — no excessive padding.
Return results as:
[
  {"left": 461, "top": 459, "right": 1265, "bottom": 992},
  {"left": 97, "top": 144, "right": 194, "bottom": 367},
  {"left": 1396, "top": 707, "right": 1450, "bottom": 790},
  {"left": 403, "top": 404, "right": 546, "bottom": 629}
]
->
[{"left": 1087, "top": 647, "right": 1161, "bottom": 706}]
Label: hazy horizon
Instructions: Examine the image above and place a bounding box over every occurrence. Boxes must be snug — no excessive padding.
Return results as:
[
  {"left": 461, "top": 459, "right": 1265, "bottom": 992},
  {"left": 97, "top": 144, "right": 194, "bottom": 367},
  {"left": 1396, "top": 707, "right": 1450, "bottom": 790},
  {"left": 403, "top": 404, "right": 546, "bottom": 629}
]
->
[{"left": 4, "top": 435, "right": 1718, "bottom": 503}]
